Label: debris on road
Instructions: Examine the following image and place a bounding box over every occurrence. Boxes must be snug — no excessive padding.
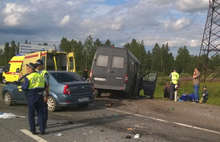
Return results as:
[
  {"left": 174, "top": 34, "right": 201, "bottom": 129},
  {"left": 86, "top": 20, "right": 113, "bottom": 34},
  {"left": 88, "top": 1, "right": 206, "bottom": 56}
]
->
[
  {"left": 134, "top": 134, "right": 140, "bottom": 138},
  {"left": 134, "top": 125, "right": 145, "bottom": 128},
  {"left": 55, "top": 133, "right": 63, "bottom": 136},
  {"left": 127, "top": 128, "right": 133, "bottom": 131},
  {"left": 99, "top": 130, "right": 105, "bottom": 132},
  {"left": 64, "top": 121, "right": 73, "bottom": 124},
  {"left": 123, "top": 135, "right": 131, "bottom": 139},
  {"left": 170, "top": 107, "right": 174, "bottom": 110},
  {"left": 0, "top": 113, "right": 25, "bottom": 119},
  {"left": 114, "top": 115, "right": 119, "bottom": 118},
  {"left": 106, "top": 102, "right": 114, "bottom": 107}
]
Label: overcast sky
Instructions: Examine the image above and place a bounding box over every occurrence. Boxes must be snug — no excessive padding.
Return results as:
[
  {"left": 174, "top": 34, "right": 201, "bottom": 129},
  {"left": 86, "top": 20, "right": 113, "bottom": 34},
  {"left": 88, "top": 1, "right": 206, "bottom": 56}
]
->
[{"left": 0, "top": 0, "right": 210, "bottom": 56}]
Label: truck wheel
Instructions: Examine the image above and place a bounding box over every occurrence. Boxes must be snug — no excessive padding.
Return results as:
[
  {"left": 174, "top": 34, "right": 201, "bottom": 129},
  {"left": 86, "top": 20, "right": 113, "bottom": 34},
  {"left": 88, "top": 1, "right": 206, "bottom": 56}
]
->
[
  {"left": 95, "top": 89, "right": 101, "bottom": 98},
  {"left": 47, "top": 96, "right": 57, "bottom": 112},
  {"left": 4, "top": 92, "right": 13, "bottom": 106},
  {"left": 2, "top": 77, "right": 7, "bottom": 84}
]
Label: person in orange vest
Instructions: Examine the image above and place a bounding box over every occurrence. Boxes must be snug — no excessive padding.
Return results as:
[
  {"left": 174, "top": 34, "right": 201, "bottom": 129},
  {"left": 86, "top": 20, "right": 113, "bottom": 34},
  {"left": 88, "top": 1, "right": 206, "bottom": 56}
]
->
[{"left": 169, "top": 68, "right": 179, "bottom": 100}]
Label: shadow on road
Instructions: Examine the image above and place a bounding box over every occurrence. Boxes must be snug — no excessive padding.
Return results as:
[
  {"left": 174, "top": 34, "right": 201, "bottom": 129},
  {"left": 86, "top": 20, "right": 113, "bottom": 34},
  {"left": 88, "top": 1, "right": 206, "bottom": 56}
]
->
[{"left": 46, "top": 114, "right": 131, "bottom": 134}]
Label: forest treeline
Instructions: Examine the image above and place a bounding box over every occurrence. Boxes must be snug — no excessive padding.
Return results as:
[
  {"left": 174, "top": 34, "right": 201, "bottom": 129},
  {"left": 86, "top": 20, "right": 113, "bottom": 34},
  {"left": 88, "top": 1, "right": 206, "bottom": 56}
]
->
[{"left": 1, "top": 36, "right": 219, "bottom": 77}]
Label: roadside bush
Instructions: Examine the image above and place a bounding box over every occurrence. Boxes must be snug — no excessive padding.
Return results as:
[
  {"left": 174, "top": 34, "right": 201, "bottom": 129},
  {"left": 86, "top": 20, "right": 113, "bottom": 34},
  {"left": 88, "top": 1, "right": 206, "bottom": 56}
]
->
[
  {"left": 157, "top": 77, "right": 170, "bottom": 86},
  {"left": 179, "top": 73, "right": 191, "bottom": 78}
]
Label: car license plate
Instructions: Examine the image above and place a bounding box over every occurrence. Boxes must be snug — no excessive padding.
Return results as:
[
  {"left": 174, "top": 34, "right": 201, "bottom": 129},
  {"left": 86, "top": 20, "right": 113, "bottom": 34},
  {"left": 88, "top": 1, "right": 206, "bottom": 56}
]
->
[
  {"left": 78, "top": 97, "right": 89, "bottom": 102},
  {"left": 94, "top": 77, "right": 106, "bottom": 81}
]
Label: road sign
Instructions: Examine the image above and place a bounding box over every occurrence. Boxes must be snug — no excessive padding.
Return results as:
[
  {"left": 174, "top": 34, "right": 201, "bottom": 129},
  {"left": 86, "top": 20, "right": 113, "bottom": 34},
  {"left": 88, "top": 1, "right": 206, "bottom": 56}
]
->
[{"left": 19, "top": 44, "right": 55, "bottom": 55}]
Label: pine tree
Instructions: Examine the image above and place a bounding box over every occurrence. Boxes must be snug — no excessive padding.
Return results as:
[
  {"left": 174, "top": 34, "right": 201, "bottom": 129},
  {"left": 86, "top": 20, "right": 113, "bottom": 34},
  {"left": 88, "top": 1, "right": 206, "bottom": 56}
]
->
[
  {"left": 4, "top": 42, "right": 10, "bottom": 65},
  {"left": 104, "top": 39, "right": 111, "bottom": 46}
]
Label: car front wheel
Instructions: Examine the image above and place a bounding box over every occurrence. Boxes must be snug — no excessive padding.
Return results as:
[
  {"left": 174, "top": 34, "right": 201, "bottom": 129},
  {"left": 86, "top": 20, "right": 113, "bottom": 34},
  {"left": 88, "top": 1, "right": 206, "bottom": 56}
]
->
[
  {"left": 47, "top": 96, "right": 57, "bottom": 112},
  {"left": 4, "top": 92, "right": 13, "bottom": 106}
]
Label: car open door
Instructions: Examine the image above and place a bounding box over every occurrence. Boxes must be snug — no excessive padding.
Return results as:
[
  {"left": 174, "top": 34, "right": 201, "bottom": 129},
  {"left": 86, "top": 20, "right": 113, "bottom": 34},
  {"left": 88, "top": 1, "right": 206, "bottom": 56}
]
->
[
  {"left": 141, "top": 72, "right": 158, "bottom": 98},
  {"left": 67, "top": 52, "right": 75, "bottom": 72}
]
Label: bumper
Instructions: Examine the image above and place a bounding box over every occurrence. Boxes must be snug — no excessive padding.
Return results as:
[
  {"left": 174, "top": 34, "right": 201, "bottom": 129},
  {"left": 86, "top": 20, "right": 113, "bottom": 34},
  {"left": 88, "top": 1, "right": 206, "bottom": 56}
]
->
[
  {"left": 94, "top": 84, "right": 128, "bottom": 92},
  {"left": 57, "top": 93, "right": 95, "bottom": 107}
]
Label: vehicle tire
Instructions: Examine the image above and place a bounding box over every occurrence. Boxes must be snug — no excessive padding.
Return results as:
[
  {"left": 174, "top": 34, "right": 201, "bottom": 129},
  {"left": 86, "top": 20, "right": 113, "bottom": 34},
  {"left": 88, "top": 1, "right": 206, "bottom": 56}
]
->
[
  {"left": 3, "top": 92, "right": 13, "bottom": 106},
  {"left": 126, "top": 86, "right": 133, "bottom": 99},
  {"left": 78, "top": 104, "right": 88, "bottom": 108},
  {"left": 94, "top": 89, "right": 101, "bottom": 98},
  {"left": 2, "top": 77, "right": 7, "bottom": 84},
  {"left": 47, "top": 96, "right": 57, "bottom": 112}
]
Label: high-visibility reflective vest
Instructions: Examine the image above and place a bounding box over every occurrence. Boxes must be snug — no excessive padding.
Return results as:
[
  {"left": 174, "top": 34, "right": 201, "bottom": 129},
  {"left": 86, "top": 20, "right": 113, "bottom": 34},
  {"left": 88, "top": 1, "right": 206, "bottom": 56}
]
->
[
  {"left": 40, "top": 70, "right": 50, "bottom": 92},
  {"left": 26, "top": 72, "right": 45, "bottom": 89},
  {"left": 171, "top": 72, "right": 179, "bottom": 84}
]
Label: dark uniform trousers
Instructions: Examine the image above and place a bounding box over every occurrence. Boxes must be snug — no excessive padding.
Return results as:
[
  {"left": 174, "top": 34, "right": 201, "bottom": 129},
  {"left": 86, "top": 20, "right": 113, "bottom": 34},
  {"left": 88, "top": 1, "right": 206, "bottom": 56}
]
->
[{"left": 27, "top": 94, "right": 45, "bottom": 133}]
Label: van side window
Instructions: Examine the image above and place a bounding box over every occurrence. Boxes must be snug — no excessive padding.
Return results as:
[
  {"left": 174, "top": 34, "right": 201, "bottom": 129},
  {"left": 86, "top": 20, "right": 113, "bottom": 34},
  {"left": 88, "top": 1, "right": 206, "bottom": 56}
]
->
[
  {"left": 143, "top": 73, "right": 157, "bottom": 82},
  {"left": 5, "top": 64, "right": 10, "bottom": 73},
  {"left": 69, "top": 57, "right": 74, "bottom": 70},
  {"left": 96, "top": 55, "right": 109, "bottom": 67},
  {"left": 112, "top": 56, "right": 124, "bottom": 69}
]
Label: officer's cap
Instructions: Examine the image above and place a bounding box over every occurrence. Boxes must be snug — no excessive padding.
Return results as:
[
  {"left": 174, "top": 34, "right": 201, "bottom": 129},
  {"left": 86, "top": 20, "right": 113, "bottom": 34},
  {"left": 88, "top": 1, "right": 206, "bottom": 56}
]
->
[
  {"left": 203, "top": 86, "right": 207, "bottom": 88},
  {"left": 35, "top": 59, "right": 44, "bottom": 65},
  {"left": 26, "top": 63, "right": 36, "bottom": 69},
  {"left": 173, "top": 68, "right": 177, "bottom": 71}
]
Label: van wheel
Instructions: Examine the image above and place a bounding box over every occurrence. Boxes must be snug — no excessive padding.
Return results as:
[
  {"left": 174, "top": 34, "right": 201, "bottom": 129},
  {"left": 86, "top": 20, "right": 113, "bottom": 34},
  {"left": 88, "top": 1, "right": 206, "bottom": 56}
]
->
[
  {"left": 126, "top": 87, "right": 133, "bottom": 99},
  {"left": 4, "top": 92, "right": 13, "bottom": 106},
  {"left": 47, "top": 96, "right": 57, "bottom": 112},
  {"left": 2, "top": 77, "right": 7, "bottom": 84},
  {"left": 95, "top": 89, "right": 101, "bottom": 98}
]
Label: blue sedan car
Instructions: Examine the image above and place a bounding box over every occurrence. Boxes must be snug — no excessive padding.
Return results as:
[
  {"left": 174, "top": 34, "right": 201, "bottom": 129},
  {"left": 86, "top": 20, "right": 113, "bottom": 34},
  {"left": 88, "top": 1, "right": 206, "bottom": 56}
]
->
[{"left": 2, "top": 71, "right": 95, "bottom": 112}]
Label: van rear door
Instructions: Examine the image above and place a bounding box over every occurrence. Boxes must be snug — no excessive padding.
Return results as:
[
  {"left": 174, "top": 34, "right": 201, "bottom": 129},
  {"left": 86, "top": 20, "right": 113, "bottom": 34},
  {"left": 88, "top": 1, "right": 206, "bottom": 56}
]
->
[
  {"left": 141, "top": 72, "right": 158, "bottom": 97},
  {"left": 92, "top": 54, "right": 109, "bottom": 85},
  {"left": 108, "top": 55, "right": 125, "bottom": 87}
]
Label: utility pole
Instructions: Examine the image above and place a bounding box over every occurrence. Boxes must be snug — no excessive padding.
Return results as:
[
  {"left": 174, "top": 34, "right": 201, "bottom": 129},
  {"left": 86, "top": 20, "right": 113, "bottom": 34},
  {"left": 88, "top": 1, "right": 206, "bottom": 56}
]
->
[{"left": 197, "top": 0, "right": 220, "bottom": 82}]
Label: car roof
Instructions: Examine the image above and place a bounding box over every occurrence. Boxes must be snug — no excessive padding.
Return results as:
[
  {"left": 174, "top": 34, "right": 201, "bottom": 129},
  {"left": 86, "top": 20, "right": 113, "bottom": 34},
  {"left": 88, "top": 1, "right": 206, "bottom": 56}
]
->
[{"left": 48, "top": 71, "right": 76, "bottom": 73}]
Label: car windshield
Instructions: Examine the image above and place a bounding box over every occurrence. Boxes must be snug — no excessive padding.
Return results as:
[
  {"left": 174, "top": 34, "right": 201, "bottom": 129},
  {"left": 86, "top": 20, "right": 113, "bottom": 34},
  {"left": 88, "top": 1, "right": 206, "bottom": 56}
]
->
[{"left": 50, "top": 72, "right": 83, "bottom": 83}]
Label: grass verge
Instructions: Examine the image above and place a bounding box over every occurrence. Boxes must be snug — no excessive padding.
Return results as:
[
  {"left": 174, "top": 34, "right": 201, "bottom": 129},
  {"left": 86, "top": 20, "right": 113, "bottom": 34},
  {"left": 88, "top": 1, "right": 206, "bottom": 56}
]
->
[{"left": 140, "top": 77, "right": 220, "bottom": 106}]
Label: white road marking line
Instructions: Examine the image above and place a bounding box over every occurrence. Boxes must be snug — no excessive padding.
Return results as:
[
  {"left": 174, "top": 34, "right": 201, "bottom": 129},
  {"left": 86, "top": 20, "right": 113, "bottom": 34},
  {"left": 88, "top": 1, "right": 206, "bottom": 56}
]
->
[
  {"left": 20, "top": 129, "right": 48, "bottom": 142},
  {"left": 90, "top": 104, "right": 220, "bottom": 135}
]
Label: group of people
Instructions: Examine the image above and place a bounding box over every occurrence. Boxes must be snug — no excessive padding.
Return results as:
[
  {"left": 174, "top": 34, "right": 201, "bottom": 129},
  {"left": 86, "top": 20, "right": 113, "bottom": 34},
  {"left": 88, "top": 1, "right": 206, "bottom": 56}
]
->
[
  {"left": 21, "top": 59, "right": 49, "bottom": 135},
  {"left": 164, "top": 67, "right": 209, "bottom": 103}
]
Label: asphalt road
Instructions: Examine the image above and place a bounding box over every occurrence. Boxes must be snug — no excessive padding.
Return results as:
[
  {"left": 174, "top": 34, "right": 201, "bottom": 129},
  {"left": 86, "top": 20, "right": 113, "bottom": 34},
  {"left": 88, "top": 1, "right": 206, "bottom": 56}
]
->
[{"left": 0, "top": 84, "right": 220, "bottom": 142}]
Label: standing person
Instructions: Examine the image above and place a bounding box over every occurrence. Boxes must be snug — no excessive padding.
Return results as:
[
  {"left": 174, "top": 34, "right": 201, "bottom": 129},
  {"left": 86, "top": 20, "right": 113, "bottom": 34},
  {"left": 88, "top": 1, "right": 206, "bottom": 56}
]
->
[
  {"left": 82, "top": 68, "right": 88, "bottom": 81},
  {"left": 0, "top": 66, "right": 3, "bottom": 83},
  {"left": 21, "top": 63, "right": 46, "bottom": 135},
  {"left": 164, "top": 82, "right": 170, "bottom": 98},
  {"left": 169, "top": 68, "right": 179, "bottom": 100},
  {"left": 193, "top": 67, "right": 201, "bottom": 103},
  {"left": 35, "top": 59, "right": 49, "bottom": 128}
]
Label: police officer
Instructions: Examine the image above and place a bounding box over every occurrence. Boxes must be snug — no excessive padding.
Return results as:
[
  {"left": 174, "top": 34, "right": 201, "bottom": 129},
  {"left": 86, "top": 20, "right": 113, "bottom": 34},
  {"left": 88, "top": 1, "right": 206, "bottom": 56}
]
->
[
  {"left": 21, "top": 63, "right": 46, "bottom": 135},
  {"left": 35, "top": 59, "right": 49, "bottom": 127},
  {"left": 169, "top": 68, "right": 179, "bottom": 100}
]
